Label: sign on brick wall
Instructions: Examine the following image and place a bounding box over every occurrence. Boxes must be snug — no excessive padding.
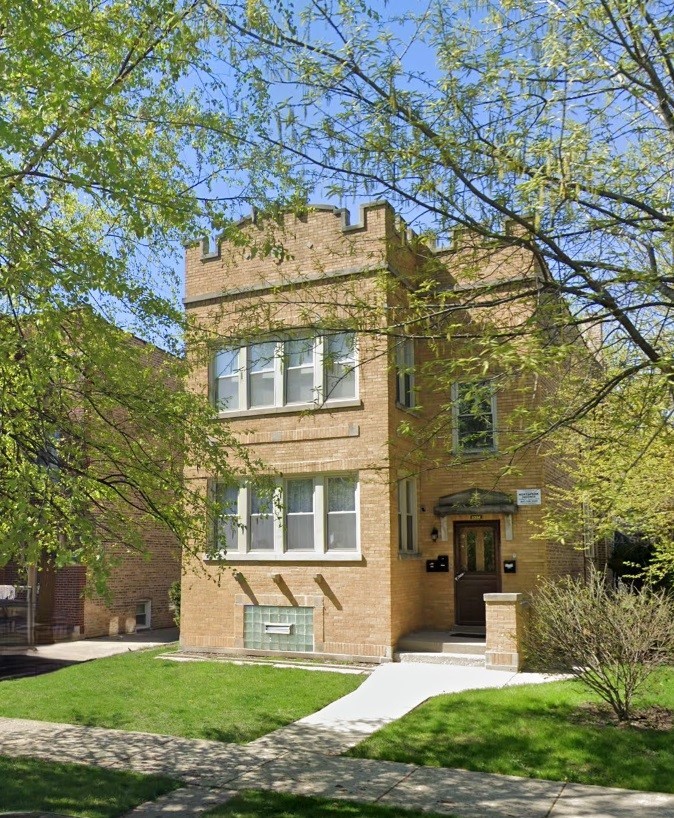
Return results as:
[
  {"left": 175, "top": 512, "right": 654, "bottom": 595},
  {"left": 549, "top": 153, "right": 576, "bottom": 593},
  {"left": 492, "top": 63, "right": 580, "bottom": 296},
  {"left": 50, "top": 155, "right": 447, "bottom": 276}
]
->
[{"left": 516, "top": 489, "right": 542, "bottom": 506}]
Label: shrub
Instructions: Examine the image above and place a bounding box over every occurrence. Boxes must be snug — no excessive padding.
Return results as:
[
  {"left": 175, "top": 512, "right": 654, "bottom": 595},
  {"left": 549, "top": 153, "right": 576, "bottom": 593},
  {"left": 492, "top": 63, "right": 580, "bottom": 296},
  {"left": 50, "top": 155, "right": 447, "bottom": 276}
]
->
[{"left": 525, "top": 570, "right": 674, "bottom": 721}]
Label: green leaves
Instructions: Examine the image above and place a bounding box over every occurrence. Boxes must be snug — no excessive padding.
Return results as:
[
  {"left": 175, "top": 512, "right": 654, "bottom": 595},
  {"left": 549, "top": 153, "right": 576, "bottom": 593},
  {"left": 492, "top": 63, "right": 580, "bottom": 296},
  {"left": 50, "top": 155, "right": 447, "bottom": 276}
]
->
[{"left": 0, "top": 0, "right": 287, "bottom": 579}]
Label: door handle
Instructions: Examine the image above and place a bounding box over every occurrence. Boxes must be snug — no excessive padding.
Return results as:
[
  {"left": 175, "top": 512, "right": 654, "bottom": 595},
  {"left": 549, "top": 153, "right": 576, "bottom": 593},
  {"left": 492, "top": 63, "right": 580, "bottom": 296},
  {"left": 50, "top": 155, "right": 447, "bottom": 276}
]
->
[{"left": 455, "top": 571, "right": 465, "bottom": 582}]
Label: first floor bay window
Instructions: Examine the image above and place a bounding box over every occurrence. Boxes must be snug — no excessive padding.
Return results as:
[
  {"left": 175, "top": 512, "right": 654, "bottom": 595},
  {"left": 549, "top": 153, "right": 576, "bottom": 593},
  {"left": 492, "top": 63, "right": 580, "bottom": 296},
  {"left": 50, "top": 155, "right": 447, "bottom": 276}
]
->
[
  {"left": 215, "top": 483, "right": 239, "bottom": 550},
  {"left": 250, "top": 486, "right": 274, "bottom": 550},
  {"left": 326, "top": 476, "right": 358, "bottom": 550},
  {"left": 212, "top": 474, "right": 360, "bottom": 559},
  {"left": 285, "top": 478, "right": 315, "bottom": 550}
]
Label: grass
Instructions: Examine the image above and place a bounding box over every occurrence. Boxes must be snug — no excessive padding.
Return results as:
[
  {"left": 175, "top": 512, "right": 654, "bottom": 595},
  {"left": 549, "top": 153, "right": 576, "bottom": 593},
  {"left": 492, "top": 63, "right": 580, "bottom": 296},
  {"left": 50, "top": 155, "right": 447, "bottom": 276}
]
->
[
  {"left": 0, "top": 647, "right": 363, "bottom": 742},
  {"left": 348, "top": 669, "right": 674, "bottom": 793},
  {"left": 205, "top": 790, "right": 460, "bottom": 818},
  {"left": 0, "top": 755, "right": 178, "bottom": 817}
]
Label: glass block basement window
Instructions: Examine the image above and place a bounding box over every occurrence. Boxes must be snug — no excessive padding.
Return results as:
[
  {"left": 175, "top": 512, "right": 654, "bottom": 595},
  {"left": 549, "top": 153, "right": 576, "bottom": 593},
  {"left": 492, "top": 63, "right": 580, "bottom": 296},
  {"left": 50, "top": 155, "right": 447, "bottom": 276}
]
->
[{"left": 243, "top": 605, "right": 314, "bottom": 652}]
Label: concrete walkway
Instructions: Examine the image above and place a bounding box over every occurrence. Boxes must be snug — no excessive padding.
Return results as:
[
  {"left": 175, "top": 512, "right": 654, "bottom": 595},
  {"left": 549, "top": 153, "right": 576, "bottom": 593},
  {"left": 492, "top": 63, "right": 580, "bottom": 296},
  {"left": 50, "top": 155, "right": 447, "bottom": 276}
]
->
[
  {"left": 26, "top": 628, "right": 179, "bottom": 662},
  {"left": 1, "top": 661, "right": 673, "bottom": 817},
  {"left": 250, "top": 662, "right": 565, "bottom": 755}
]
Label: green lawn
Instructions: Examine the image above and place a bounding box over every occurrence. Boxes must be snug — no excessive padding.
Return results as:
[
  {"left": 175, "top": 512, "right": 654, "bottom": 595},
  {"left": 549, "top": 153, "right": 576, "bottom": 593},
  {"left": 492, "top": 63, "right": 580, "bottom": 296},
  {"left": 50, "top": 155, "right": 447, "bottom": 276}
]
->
[
  {"left": 0, "top": 755, "right": 178, "bottom": 817},
  {"left": 348, "top": 670, "right": 674, "bottom": 793},
  {"left": 206, "top": 790, "right": 461, "bottom": 818},
  {"left": 0, "top": 648, "right": 363, "bottom": 742}
]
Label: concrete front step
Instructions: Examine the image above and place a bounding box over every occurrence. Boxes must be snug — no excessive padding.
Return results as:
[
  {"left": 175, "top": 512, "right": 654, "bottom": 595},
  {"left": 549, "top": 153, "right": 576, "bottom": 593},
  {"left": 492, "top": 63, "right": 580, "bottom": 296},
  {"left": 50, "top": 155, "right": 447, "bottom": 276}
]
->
[
  {"left": 394, "top": 651, "right": 486, "bottom": 667},
  {"left": 397, "top": 630, "right": 486, "bottom": 655}
]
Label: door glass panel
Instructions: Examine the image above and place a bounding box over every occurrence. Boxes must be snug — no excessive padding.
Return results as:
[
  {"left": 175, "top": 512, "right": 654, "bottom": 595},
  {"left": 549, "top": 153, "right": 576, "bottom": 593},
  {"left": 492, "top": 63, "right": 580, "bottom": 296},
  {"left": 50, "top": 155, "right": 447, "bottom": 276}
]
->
[
  {"left": 458, "top": 526, "right": 497, "bottom": 574},
  {"left": 483, "top": 528, "right": 496, "bottom": 572},
  {"left": 466, "top": 530, "right": 477, "bottom": 571}
]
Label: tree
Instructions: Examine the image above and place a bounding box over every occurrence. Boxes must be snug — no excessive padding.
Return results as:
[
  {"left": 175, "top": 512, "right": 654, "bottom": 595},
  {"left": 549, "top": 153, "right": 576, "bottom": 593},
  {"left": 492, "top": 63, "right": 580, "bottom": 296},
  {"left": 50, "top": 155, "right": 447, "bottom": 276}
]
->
[
  {"left": 525, "top": 570, "right": 674, "bottom": 721},
  {"left": 540, "top": 368, "right": 674, "bottom": 582},
  {"left": 0, "top": 0, "right": 295, "bottom": 580},
  {"left": 199, "top": 0, "right": 674, "bottom": 563},
  {"left": 206, "top": 0, "right": 674, "bottom": 401},
  {"left": 5, "top": 0, "right": 674, "bottom": 578}
]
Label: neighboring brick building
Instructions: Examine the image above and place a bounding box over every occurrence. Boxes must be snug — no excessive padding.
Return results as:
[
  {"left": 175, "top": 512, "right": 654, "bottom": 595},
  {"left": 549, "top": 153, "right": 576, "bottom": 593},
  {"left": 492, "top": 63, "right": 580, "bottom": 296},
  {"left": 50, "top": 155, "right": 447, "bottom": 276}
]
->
[
  {"left": 180, "top": 202, "right": 588, "bottom": 663},
  {"left": 0, "top": 338, "right": 180, "bottom": 647},
  {"left": 0, "top": 536, "right": 178, "bottom": 645}
]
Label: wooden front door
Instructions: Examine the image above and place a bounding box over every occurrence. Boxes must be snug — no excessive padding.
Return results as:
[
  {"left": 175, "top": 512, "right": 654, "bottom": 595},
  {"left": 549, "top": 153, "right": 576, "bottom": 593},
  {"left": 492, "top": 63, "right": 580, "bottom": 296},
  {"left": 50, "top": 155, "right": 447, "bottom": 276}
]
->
[{"left": 454, "top": 522, "right": 500, "bottom": 626}]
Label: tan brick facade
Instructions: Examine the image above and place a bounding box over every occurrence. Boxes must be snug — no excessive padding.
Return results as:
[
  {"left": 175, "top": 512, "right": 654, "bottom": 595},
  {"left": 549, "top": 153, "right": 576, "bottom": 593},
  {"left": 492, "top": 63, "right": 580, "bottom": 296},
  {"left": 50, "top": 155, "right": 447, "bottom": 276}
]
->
[{"left": 180, "top": 202, "right": 587, "bottom": 661}]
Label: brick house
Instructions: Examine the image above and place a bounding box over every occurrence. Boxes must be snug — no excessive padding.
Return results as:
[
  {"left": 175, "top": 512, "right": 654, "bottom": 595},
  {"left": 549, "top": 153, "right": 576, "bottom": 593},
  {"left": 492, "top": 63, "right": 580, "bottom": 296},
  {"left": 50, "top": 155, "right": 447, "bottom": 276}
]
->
[
  {"left": 179, "top": 202, "right": 588, "bottom": 667},
  {"left": 0, "top": 545, "right": 178, "bottom": 646},
  {"left": 0, "top": 338, "right": 180, "bottom": 647}
]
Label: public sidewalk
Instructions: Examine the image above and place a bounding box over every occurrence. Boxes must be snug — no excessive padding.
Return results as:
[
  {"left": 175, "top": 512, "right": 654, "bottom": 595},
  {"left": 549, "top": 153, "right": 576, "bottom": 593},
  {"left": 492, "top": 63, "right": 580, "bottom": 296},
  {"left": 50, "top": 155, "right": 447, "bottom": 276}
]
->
[{"left": 1, "top": 710, "right": 673, "bottom": 818}]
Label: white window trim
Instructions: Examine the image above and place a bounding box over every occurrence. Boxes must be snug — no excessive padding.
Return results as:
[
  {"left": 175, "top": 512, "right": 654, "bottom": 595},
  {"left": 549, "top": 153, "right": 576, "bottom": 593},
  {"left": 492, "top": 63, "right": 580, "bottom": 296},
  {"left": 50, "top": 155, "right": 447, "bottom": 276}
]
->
[
  {"left": 395, "top": 337, "right": 415, "bottom": 409},
  {"left": 451, "top": 382, "right": 498, "bottom": 453},
  {"left": 397, "top": 477, "right": 418, "bottom": 553},
  {"left": 213, "top": 334, "right": 359, "bottom": 417},
  {"left": 209, "top": 475, "right": 362, "bottom": 562},
  {"left": 135, "top": 599, "right": 151, "bottom": 631}
]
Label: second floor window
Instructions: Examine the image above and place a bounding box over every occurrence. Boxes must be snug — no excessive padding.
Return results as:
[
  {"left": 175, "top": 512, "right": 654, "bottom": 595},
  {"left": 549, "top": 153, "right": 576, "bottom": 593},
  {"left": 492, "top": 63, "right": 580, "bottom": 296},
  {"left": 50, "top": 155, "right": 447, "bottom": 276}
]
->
[
  {"left": 212, "top": 332, "right": 357, "bottom": 412},
  {"left": 453, "top": 382, "right": 497, "bottom": 452}
]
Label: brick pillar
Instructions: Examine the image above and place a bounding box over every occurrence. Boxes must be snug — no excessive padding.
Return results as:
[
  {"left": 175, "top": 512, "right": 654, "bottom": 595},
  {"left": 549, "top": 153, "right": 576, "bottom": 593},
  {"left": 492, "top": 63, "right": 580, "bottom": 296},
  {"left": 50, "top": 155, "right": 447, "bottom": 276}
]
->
[{"left": 484, "top": 592, "right": 526, "bottom": 672}]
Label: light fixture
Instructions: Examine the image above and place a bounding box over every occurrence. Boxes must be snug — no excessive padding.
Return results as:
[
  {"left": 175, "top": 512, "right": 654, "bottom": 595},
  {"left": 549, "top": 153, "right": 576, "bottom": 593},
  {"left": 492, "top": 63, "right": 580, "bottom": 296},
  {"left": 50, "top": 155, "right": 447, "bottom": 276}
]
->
[{"left": 431, "top": 526, "right": 439, "bottom": 543}]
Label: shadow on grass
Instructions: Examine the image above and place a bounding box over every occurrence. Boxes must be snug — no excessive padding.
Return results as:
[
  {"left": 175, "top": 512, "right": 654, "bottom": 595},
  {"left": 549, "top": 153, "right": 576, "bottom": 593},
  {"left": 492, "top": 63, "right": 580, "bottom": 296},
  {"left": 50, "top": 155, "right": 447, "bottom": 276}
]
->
[
  {"left": 60, "top": 709, "right": 292, "bottom": 744},
  {"left": 205, "top": 789, "right": 457, "bottom": 818},
  {"left": 202, "top": 715, "right": 290, "bottom": 744},
  {"left": 0, "top": 755, "right": 178, "bottom": 818}
]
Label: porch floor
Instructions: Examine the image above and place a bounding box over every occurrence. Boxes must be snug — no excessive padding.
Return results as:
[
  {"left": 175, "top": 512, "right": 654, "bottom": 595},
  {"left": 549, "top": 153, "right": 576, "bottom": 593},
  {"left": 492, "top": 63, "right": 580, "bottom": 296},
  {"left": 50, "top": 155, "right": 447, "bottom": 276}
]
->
[{"left": 395, "top": 629, "right": 487, "bottom": 666}]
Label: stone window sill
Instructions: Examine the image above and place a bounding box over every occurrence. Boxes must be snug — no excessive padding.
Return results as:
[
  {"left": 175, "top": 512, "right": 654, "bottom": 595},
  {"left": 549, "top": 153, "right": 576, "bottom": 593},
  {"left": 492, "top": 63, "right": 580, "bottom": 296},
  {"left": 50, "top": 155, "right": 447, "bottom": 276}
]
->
[
  {"left": 218, "top": 398, "right": 363, "bottom": 419},
  {"left": 202, "top": 552, "right": 364, "bottom": 563}
]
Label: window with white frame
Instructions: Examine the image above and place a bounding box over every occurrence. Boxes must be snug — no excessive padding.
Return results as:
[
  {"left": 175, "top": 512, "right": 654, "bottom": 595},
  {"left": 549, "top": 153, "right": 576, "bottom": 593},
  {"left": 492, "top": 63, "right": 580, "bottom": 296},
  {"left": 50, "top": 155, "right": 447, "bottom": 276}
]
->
[
  {"left": 453, "top": 382, "right": 497, "bottom": 452},
  {"left": 326, "top": 476, "right": 358, "bottom": 550},
  {"left": 397, "top": 478, "right": 417, "bottom": 553},
  {"left": 135, "top": 600, "right": 151, "bottom": 630},
  {"left": 214, "top": 483, "right": 239, "bottom": 551},
  {"left": 212, "top": 475, "right": 360, "bottom": 558},
  {"left": 213, "top": 348, "right": 241, "bottom": 411},
  {"left": 249, "top": 485, "right": 275, "bottom": 550},
  {"left": 285, "top": 478, "right": 315, "bottom": 551},
  {"left": 285, "top": 337, "right": 316, "bottom": 404},
  {"left": 249, "top": 341, "right": 276, "bottom": 408},
  {"left": 212, "top": 333, "right": 356, "bottom": 412},
  {"left": 324, "top": 332, "right": 356, "bottom": 401},
  {"left": 395, "top": 337, "right": 415, "bottom": 408}
]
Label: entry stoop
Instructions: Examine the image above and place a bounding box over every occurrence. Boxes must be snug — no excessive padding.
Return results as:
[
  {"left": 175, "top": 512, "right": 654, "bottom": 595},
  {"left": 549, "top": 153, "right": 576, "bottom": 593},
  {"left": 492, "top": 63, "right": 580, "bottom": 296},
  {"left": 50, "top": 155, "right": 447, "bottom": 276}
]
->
[{"left": 394, "top": 629, "right": 487, "bottom": 666}]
